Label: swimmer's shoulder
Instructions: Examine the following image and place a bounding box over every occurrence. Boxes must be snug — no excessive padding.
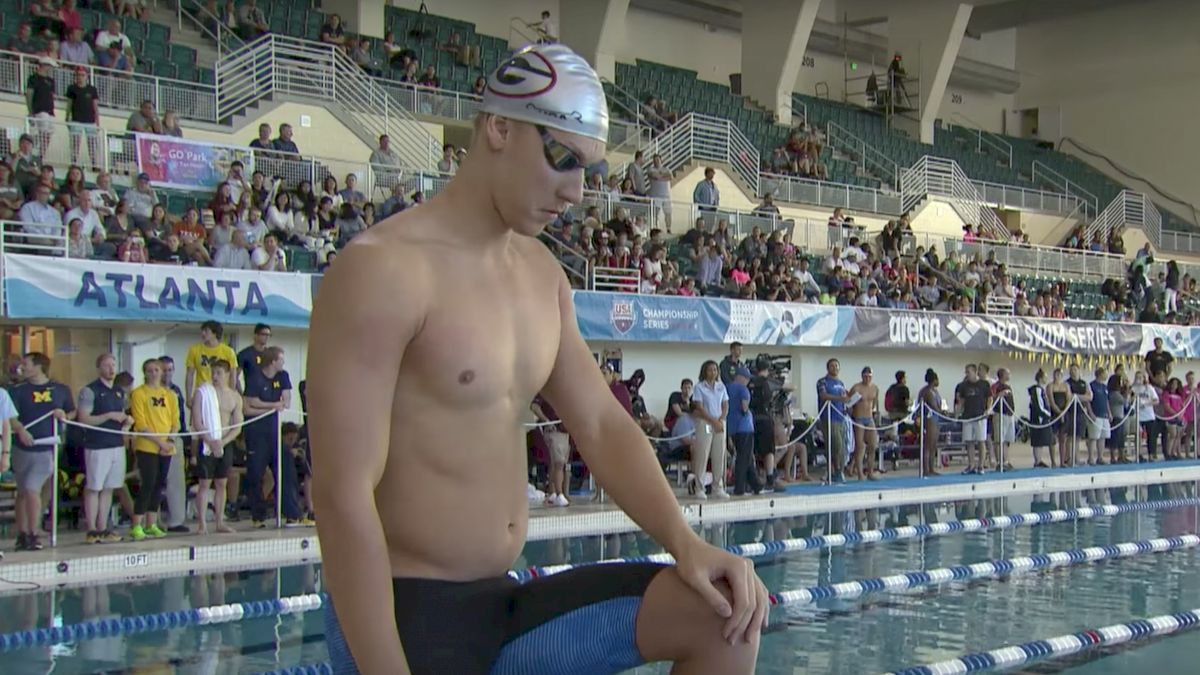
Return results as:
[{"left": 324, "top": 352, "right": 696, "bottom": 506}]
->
[{"left": 511, "top": 230, "right": 571, "bottom": 285}]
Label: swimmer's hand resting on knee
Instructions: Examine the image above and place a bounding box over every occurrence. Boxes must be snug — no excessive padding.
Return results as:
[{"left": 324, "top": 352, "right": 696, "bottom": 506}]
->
[{"left": 673, "top": 537, "right": 769, "bottom": 644}]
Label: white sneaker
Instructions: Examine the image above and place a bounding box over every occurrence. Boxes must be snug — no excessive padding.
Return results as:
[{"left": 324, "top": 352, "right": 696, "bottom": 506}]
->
[
  {"left": 553, "top": 494, "right": 570, "bottom": 507},
  {"left": 695, "top": 490, "right": 707, "bottom": 501},
  {"left": 712, "top": 489, "right": 731, "bottom": 500},
  {"left": 527, "top": 484, "right": 546, "bottom": 504}
]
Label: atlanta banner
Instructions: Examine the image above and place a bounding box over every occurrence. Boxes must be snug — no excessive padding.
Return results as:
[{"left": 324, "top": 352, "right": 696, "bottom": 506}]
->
[{"left": 3, "top": 254, "right": 311, "bottom": 327}]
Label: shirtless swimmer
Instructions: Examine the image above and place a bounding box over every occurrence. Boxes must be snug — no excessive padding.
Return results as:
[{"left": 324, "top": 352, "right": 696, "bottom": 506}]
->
[{"left": 307, "top": 44, "right": 768, "bottom": 675}]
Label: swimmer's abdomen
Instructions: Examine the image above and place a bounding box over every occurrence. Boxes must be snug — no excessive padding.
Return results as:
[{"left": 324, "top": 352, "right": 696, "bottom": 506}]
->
[{"left": 376, "top": 406, "right": 531, "bottom": 580}]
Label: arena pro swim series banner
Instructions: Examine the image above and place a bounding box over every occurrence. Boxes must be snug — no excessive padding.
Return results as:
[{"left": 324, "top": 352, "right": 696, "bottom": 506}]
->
[
  {"left": 3, "top": 255, "right": 312, "bottom": 327},
  {"left": 134, "top": 134, "right": 256, "bottom": 192}
]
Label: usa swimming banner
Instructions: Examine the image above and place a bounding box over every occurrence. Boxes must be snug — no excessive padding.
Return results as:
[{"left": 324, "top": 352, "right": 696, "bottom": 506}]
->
[
  {"left": 572, "top": 292, "right": 732, "bottom": 343},
  {"left": 134, "top": 134, "right": 255, "bottom": 192},
  {"left": 3, "top": 255, "right": 311, "bottom": 327}
]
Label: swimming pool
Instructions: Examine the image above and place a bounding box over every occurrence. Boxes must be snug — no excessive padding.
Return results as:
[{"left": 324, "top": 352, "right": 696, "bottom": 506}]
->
[{"left": 2, "top": 482, "right": 1198, "bottom": 674}]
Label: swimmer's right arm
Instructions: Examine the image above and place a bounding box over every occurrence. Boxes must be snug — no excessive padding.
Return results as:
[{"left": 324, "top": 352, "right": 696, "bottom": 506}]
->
[{"left": 308, "top": 244, "right": 418, "bottom": 675}]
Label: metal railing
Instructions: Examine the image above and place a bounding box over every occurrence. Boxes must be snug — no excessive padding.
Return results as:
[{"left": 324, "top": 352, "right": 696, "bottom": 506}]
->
[
  {"left": 508, "top": 16, "right": 542, "bottom": 48},
  {"left": 177, "top": 0, "right": 245, "bottom": 60},
  {"left": 758, "top": 172, "right": 903, "bottom": 215},
  {"left": 214, "top": 35, "right": 441, "bottom": 171},
  {"left": 825, "top": 121, "right": 900, "bottom": 190},
  {"left": 985, "top": 295, "right": 1015, "bottom": 315},
  {"left": 902, "top": 156, "right": 1008, "bottom": 240},
  {"left": 214, "top": 33, "right": 272, "bottom": 122},
  {"left": 649, "top": 114, "right": 760, "bottom": 195},
  {"left": 537, "top": 231, "right": 589, "bottom": 287},
  {"left": 0, "top": 47, "right": 217, "bottom": 123},
  {"left": 601, "top": 77, "right": 658, "bottom": 150},
  {"left": 1031, "top": 161, "right": 1099, "bottom": 221},
  {"left": 948, "top": 114, "right": 1012, "bottom": 167},
  {"left": 1090, "top": 190, "right": 1162, "bottom": 249},
  {"left": 969, "top": 178, "right": 1084, "bottom": 216},
  {"left": 1157, "top": 230, "right": 1200, "bottom": 254},
  {"left": 904, "top": 232, "right": 1128, "bottom": 281},
  {"left": 592, "top": 266, "right": 640, "bottom": 293}
]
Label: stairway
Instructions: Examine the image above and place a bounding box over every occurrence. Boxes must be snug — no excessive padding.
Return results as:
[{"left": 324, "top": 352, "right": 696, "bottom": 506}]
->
[
  {"left": 214, "top": 35, "right": 441, "bottom": 170},
  {"left": 146, "top": 5, "right": 220, "bottom": 70}
]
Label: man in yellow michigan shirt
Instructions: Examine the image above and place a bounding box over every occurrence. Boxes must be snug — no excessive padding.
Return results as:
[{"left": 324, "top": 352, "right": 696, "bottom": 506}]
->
[
  {"left": 129, "top": 358, "right": 180, "bottom": 541},
  {"left": 185, "top": 321, "right": 238, "bottom": 407}
]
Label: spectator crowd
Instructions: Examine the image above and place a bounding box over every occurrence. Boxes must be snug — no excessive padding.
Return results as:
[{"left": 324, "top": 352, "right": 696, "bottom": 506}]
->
[
  {"left": 0, "top": 321, "right": 311, "bottom": 555},
  {"left": 525, "top": 340, "right": 1199, "bottom": 507}
]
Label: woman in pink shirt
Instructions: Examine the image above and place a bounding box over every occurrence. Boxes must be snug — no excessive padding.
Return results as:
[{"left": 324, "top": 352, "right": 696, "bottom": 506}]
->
[
  {"left": 1183, "top": 371, "right": 1197, "bottom": 456},
  {"left": 729, "top": 263, "right": 751, "bottom": 287},
  {"left": 1161, "top": 377, "right": 1186, "bottom": 459}
]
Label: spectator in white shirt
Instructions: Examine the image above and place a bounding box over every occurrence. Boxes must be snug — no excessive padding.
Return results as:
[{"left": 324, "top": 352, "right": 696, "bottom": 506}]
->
[
  {"left": 792, "top": 258, "right": 820, "bottom": 300},
  {"left": 842, "top": 237, "right": 865, "bottom": 261},
  {"left": 265, "top": 192, "right": 293, "bottom": 235},
  {"left": 224, "top": 161, "right": 250, "bottom": 206},
  {"left": 369, "top": 134, "right": 400, "bottom": 167},
  {"left": 237, "top": 206, "right": 269, "bottom": 245},
  {"left": 531, "top": 10, "right": 557, "bottom": 43},
  {"left": 857, "top": 283, "right": 880, "bottom": 307},
  {"left": 213, "top": 228, "right": 252, "bottom": 270},
  {"left": 122, "top": 173, "right": 159, "bottom": 228},
  {"left": 689, "top": 360, "right": 729, "bottom": 500},
  {"left": 64, "top": 190, "right": 104, "bottom": 240},
  {"left": 842, "top": 252, "right": 861, "bottom": 276},
  {"left": 824, "top": 246, "right": 842, "bottom": 273},
  {"left": 251, "top": 233, "right": 287, "bottom": 272},
  {"left": 19, "top": 183, "right": 63, "bottom": 238},
  {"left": 90, "top": 172, "right": 119, "bottom": 217},
  {"left": 437, "top": 143, "right": 458, "bottom": 175},
  {"left": 94, "top": 18, "right": 131, "bottom": 52}
]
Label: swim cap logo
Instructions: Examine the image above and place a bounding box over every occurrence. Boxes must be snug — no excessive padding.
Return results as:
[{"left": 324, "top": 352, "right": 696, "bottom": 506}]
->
[
  {"left": 525, "top": 103, "right": 584, "bottom": 125},
  {"left": 489, "top": 52, "right": 558, "bottom": 99},
  {"left": 611, "top": 300, "right": 635, "bottom": 335}
]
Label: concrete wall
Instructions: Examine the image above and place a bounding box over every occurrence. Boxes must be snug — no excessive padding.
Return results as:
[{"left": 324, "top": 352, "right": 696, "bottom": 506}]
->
[
  {"left": 1016, "top": 0, "right": 1200, "bottom": 210},
  {"left": 0, "top": 100, "right": 443, "bottom": 171},
  {"left": 114, "top": 323, "right": 309, "bottom": 425}
]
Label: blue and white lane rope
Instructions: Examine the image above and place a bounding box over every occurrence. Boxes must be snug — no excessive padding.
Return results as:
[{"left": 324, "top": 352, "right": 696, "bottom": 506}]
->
[
  {"left": 246, "top": 606, "right": 1200, "bottom": 675},
  {"left": 0, "top": 593, "right": 327, "bottom": 652},
  {"left": 768, "top": 535, "right": 1198, "bottom": 607},
  {"left": 510, "top": 498, "right": 1200, "bottom": 581},
  {"left": 5, "top": 534, "right": 1194, "bottom": 651},
  {"left": 886, "top": 608, "right": 1200, "bottom": 674},
  {"left": 252, "top": 666, "right": 332, "bottom": 675}
]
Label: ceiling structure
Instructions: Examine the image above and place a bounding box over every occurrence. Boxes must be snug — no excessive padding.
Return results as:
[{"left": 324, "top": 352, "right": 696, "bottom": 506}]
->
[{"left": 629, "top": 0, "right": 1145, "bottom": 35}]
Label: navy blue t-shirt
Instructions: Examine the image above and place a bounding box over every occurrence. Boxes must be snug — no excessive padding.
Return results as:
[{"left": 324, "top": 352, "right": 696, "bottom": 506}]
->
[
  {"left": 816, "top": 376, "right": 847, "bottom": 422},
  {"left": 1090, "top": 380, "right": 1110, "bottom": 418},
  {"left": 726, "top": 382, "right": 754, "bottom": 435},
  {"left": 238, "top": 346, "right": 264, "bottom": 380},
  {"left": 11, "top": 380, "right": 76, "bottom": 451},
  {"left": 245, "top": 368, "right": 292, "bottom": 435}
]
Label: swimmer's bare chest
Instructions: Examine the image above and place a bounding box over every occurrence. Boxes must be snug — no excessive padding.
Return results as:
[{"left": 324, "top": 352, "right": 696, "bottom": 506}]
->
[{"left": 377, "top": 238, "right": 566, "bottom": 578}]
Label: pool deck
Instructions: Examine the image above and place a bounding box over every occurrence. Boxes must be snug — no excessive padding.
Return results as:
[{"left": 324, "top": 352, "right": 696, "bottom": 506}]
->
[{"left": 2, "top": 459, "right": 1199, "bottom": 592}]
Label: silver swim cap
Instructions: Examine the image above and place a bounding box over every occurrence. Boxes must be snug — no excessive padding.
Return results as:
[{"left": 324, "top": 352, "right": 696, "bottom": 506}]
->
[{"left": 482, "top": 44, "right": 609, "bottom": 143}]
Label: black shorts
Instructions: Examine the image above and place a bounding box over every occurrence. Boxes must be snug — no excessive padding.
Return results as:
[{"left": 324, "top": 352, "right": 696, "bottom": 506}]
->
[
  {"left": 325, "top": 562, "right": 667, "bottom": 674},
  {"left": 753, "top": 415, "right": 775, "bottom": 456},
  {"left": 196, "top": 450, "right": 234, "bottom": 480}
]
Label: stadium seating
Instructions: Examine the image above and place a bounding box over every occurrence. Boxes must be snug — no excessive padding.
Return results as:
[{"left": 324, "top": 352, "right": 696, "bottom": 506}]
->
[
  {"left": 614, "top": 61, "right": 872, "bottom": 188},
  {"left": 1, "top": 0, "right": 1186, "bottom": 239}
]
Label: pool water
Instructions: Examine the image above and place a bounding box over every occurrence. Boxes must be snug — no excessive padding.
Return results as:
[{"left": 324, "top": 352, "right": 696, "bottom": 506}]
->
[{"left": 2, "top": 482, "right": 1198, "bottom": 675}]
